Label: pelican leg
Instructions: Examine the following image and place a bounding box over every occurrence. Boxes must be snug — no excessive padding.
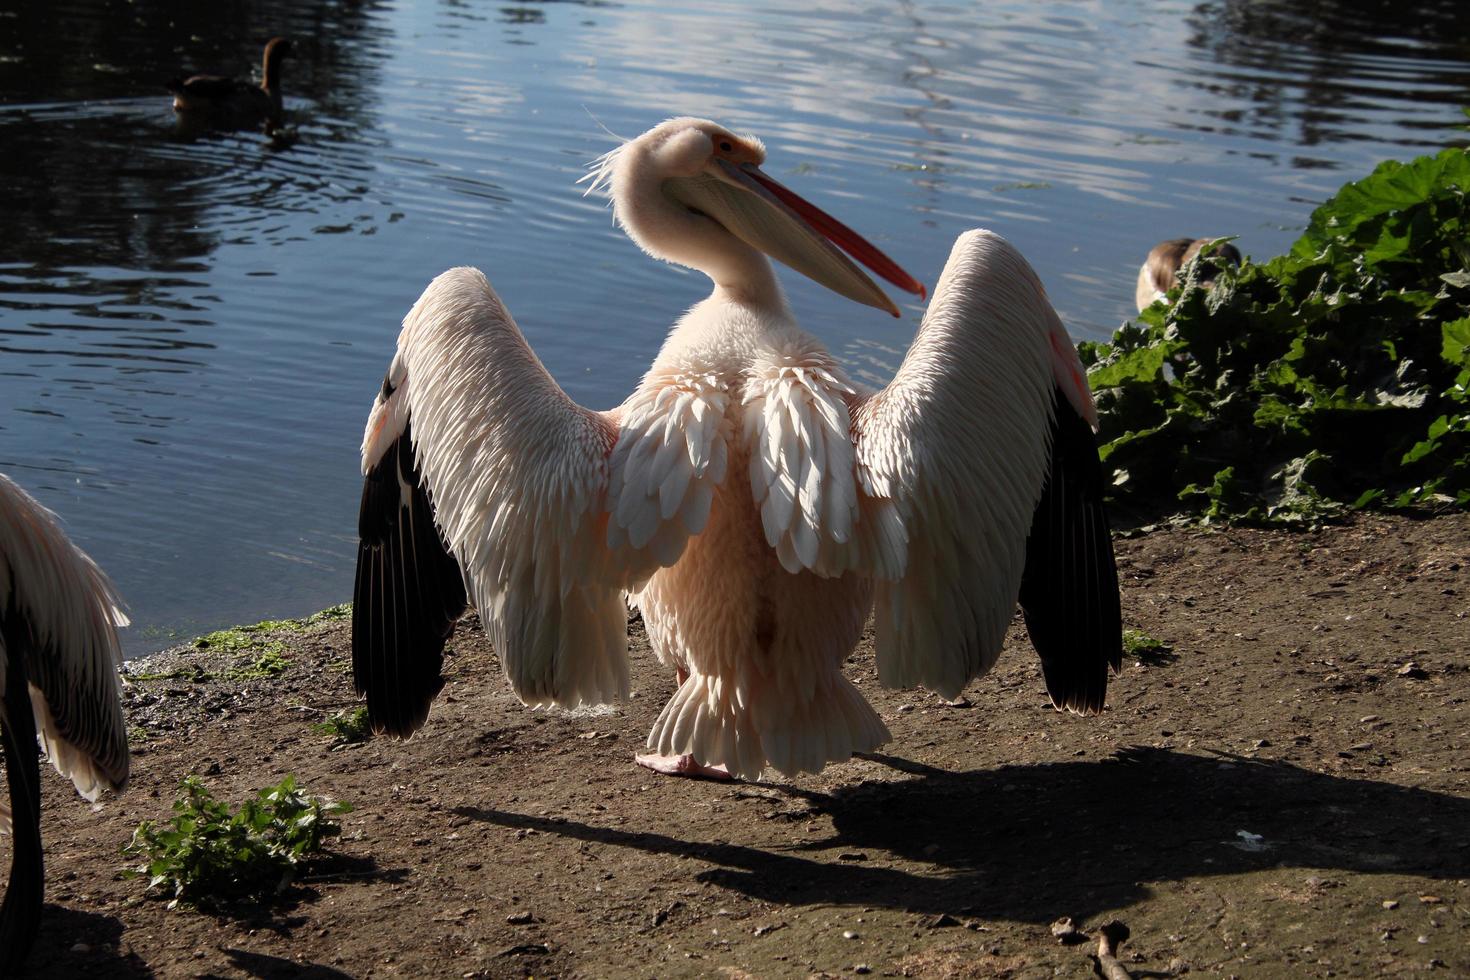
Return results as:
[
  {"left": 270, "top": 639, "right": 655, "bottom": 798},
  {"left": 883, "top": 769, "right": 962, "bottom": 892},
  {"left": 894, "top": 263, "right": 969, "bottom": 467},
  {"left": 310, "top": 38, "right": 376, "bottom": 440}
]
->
[
  {"left": 631, "top": 664, "right": 733, "bottom": 779},
  {"left": 0, "top": 640, "right": 44, "bottom": 974},
  {"left": 633, "top": 751, "right": 732, "bottom": 780}
]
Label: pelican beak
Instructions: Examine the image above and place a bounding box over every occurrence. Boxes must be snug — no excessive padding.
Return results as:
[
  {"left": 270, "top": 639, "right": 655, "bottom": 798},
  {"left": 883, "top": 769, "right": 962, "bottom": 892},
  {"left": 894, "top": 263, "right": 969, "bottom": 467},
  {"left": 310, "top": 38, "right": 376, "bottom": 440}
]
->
[{"left": 663, "top": 159, "right": 926, "bottom": 317}]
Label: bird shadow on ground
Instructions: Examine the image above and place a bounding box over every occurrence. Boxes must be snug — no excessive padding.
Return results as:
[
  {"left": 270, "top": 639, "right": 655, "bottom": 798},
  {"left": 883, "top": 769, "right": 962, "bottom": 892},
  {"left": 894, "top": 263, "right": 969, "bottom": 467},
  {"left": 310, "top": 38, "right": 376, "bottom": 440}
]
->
[
  {"left": 454, "top": 747, "right": 1470, "bottom": 925},
  {"left": 25, "top": 904, "right": 152, "bottom": 978},
  {"left": 17, "top": 856, "right": 406, "bottom": 978},
  {"left": 204, "top": 947, "right": 355, "bottom": 979},
  {"left": 200, "top": 853, "right": 411, "bottom": 933}
]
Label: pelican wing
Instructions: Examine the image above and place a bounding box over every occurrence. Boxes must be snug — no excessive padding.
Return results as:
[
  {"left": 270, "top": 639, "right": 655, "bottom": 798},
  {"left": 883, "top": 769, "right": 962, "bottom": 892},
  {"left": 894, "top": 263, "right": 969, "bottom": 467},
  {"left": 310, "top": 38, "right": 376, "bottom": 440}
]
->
[
  {"left": 847, "top": 230, "right": 1121, "bottom": 707},
  {"left": 354, "top": 378, "right": 469, "bottom": 737},
  {"left": 355, "top": 267, "right": 719, "bottom": 735},
  {"left": 0, "top": 474, "right": 129, "bottom": 816}
]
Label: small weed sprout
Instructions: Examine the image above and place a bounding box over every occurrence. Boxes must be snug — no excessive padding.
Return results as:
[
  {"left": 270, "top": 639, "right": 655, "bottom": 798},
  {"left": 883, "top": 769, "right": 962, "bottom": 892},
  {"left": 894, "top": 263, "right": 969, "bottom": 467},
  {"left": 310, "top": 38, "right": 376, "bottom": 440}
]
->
[
  {"left": 313, "top": 707, "right": 372, "bottom": 744},
  {"left": 124, "top": 775, "right": 351, "bottom": 910},
  {"left": 1123, "top": 629, "right": 1174, "bottom": 665}
]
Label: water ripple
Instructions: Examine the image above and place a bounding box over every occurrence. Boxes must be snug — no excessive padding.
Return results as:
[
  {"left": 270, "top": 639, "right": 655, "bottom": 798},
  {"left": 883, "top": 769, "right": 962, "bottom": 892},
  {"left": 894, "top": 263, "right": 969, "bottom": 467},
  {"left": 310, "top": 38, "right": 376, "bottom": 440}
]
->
[{"left": 2, "top": 0, "right": 1466, "bottom": 653}]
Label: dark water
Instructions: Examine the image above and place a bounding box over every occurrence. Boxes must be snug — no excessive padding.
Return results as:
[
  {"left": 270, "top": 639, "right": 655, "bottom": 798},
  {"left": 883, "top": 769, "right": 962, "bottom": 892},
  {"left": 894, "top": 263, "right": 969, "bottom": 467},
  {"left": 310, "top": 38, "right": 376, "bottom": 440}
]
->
[{"left": 2, "top": 0, "right": 1467, "bottom": 655}]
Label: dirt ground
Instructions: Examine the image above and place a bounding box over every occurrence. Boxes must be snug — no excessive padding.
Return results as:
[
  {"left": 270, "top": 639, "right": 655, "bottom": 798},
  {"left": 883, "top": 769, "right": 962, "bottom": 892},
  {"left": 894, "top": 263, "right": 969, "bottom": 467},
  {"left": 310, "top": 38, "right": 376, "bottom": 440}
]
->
[{"left": 9, "top": 512, "right": 1470, "bottom": 979}]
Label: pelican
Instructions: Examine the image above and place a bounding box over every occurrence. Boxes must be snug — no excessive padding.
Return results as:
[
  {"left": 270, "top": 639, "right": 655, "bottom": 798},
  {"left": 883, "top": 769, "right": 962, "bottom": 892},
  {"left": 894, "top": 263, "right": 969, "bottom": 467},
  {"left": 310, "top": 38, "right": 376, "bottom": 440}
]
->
[
  {"left": 168, "top": 36, "right": 292, "bottom": 131},
  {"left": 1134, "top": 237, "right": 1242, "bottom": 312},
  {"left": 353, "top": 117, "right": 1122, "bottom": 781},
  {"left": 0, "top": 474, "right": 129, "bottom": 972}
]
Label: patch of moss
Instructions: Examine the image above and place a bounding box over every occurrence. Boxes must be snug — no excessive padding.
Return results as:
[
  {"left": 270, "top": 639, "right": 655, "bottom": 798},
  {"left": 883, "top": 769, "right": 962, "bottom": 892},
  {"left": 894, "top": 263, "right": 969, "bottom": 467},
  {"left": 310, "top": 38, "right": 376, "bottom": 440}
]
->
[
  {"left": 222, "top": 644, "right": 291, "bottom": 680},
  {"left": 193, "top": 603, "right": 352, "bottom": 653},
  {"left": 302, "top": 603, "right": 351, "bottom": 625},
  {"left": 128, "top": 665, "right": 214, "bottom": 683},
  {"left": 184, "top": 604, "right": 350, "bottom": 680}
]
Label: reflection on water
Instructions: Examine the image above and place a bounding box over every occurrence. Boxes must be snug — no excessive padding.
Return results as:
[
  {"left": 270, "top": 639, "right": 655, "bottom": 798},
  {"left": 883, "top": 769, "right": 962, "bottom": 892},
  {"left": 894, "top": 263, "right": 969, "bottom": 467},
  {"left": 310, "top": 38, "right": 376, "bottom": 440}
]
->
[
  {"left": 1, "top": 0, "right": 1466, "bottom": 654},
  {"left": 1185, "top": 0, "right": 1470, "bottom": 151}
]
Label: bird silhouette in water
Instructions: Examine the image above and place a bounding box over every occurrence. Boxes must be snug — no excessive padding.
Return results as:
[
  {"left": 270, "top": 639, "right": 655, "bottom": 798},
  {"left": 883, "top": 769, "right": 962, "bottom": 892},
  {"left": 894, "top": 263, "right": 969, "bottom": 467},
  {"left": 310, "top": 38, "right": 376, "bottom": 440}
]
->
[{"left": 168, "top": 37, "right": 293, "bottom": 134}]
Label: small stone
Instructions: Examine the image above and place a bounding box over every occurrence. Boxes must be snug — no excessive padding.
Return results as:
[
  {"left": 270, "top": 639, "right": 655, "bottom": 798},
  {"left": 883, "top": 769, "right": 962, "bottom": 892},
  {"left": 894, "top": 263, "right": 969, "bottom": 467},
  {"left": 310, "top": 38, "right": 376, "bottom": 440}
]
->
[
  {"left": 842, "top": 930, "right": 859, "bottom": 940},
  {"left": 506, "top": 911, "right": 535, "bottom": 925},
  {"left": 1418, "top": 935, "right": 1430, "bottom": 944},
  {"left": 1383, "top": 900, "right": 1400, "bottom": 910},
  {"left": 923, "top": 913, "right": 960, "bottom": 928},
  {"left": 1419, "top": 895, "right": 1442, "bottom": 905},
  {"left": 897, "top": 704, "right": 914, "bottom": 713},
  {"left": 1050, "top": 916, "right": 1087, "bottom": 945},
  {"left": 1398, "top": 662, "right": 1429, "bottom": 680},
  {"left": 854, "top": 966, "right": 872, "bottom": 975},
  {"left": 1252, "top": 739, "right": 1270, "bottom": 749},
  {"left": 1360, "top": 715, "right": 1380, "bottom": 723}
]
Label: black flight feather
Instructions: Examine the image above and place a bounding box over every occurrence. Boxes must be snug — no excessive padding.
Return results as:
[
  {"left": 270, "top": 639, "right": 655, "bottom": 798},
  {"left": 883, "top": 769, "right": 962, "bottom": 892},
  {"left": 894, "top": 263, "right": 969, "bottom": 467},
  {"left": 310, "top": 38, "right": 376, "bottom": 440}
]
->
[
  {"left": 1018, "top": 387, "right": 1123, "bottom": 713},
  {"left": 352, "top": 416, "right": 468, "bottom": 737}
]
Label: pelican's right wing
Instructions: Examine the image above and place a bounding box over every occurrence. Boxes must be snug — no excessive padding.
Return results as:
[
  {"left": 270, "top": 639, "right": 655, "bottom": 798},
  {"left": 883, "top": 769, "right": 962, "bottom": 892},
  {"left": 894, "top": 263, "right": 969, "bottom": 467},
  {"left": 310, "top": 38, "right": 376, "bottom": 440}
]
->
[
  {"left": 355, "top": 267, "right": 718, "bottom": 736},
  {"left": 846, "top": 230, "right": 1122, "bottom": 710}
]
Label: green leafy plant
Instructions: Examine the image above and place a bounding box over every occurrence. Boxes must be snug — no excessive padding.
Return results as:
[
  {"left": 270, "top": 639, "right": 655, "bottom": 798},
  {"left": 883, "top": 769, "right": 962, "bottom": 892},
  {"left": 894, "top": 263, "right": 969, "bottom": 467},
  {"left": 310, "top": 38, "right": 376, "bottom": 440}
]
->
[
  {"left": 123, "top": 775, "right": 352, "bottom": 910},
  {"left": 1122, "top": 628, "right": 1175, "bottom": 665},
  {"left": 313, "top": 706, "right": 372, "bottom": 743},
  {"left": 1082, "top": 146, "right": 1470, "bottom": 522}
]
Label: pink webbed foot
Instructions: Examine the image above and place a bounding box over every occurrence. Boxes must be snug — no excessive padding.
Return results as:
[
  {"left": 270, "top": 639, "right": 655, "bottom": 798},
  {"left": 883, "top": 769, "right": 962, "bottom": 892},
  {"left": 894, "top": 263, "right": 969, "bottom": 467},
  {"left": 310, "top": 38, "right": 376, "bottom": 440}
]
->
[{"left": 634, "top": 752, "right": 733, "bottom": 781}]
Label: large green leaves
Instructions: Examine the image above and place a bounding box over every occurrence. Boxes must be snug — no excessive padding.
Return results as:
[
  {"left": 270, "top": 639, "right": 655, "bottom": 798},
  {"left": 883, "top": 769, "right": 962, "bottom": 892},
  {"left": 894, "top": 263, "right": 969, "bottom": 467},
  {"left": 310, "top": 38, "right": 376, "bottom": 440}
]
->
[
  {"left": 123, "top": 775, "right": 352, "bottom": 910},
  {"left": 1086, "top": 147, "right": 1470, "bottom": 522}
]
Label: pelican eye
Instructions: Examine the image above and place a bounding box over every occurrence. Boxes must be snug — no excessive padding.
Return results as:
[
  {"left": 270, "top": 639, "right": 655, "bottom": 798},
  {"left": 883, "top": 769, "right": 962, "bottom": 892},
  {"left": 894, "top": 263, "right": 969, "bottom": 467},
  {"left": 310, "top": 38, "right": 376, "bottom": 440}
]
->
[{"left": 718, "top": 139, "right": 734, "bottom": 153}]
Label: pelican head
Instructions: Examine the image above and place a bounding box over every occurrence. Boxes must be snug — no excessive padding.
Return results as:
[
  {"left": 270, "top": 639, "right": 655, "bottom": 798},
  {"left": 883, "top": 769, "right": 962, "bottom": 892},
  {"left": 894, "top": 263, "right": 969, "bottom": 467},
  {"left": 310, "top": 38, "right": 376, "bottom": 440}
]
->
[{"left": 585, "top": 117, "right": 925, "bottom": 316}]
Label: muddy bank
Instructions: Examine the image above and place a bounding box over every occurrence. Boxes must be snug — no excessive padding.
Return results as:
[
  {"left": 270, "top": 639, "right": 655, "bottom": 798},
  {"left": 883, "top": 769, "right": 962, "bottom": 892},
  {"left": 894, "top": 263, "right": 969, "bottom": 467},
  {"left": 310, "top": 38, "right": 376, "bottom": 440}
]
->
[{"left": 13, "top": 512, "right": 1470, "bottom": 978}]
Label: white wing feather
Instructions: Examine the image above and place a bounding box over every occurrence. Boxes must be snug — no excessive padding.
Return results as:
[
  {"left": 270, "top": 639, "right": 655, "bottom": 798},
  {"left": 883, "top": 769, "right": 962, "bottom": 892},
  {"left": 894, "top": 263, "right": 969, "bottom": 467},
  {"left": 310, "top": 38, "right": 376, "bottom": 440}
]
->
[
  {"left": 744, "top": 344, "right": 859, "bottom": 576},
  {"left": 393, "top": 268, "right": 724, "bottom": 708},
  {"left": 848, "top": 230, "right": 1092, "bottom": 699},
  {"left": 0, "top": 473, "right": 129, "bottom": 824},
  {"left": 606, "top": 366, "right": 729, "bottom": 577}
]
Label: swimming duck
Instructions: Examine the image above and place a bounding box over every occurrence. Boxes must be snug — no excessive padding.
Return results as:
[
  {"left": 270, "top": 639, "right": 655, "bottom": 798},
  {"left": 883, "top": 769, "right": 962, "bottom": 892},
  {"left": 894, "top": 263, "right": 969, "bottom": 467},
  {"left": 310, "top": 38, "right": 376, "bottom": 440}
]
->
[{"left": 168, "top": 36, "right": 292, "bottom": 131}]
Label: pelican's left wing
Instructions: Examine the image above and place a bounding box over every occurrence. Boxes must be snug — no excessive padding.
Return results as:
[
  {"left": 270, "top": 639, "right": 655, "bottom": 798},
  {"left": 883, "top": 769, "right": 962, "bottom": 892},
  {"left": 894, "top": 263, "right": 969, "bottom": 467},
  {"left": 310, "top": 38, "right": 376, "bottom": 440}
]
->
[
  {"left": 845, "top": 230, "right": 1122, "bottom": 711},
  {"left": 356, "top": 268, "right": 720, "bottom": 736},
  {"left": 0, "top": 474, "right": 130, "bottom": 816}
]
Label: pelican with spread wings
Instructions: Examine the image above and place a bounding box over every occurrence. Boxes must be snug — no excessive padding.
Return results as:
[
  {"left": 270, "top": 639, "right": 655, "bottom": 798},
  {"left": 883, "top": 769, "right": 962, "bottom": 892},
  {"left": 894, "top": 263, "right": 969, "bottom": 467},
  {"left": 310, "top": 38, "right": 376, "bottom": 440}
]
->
[{"left": 353, "top": 116, "right": 1121, "bottom": 781}]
